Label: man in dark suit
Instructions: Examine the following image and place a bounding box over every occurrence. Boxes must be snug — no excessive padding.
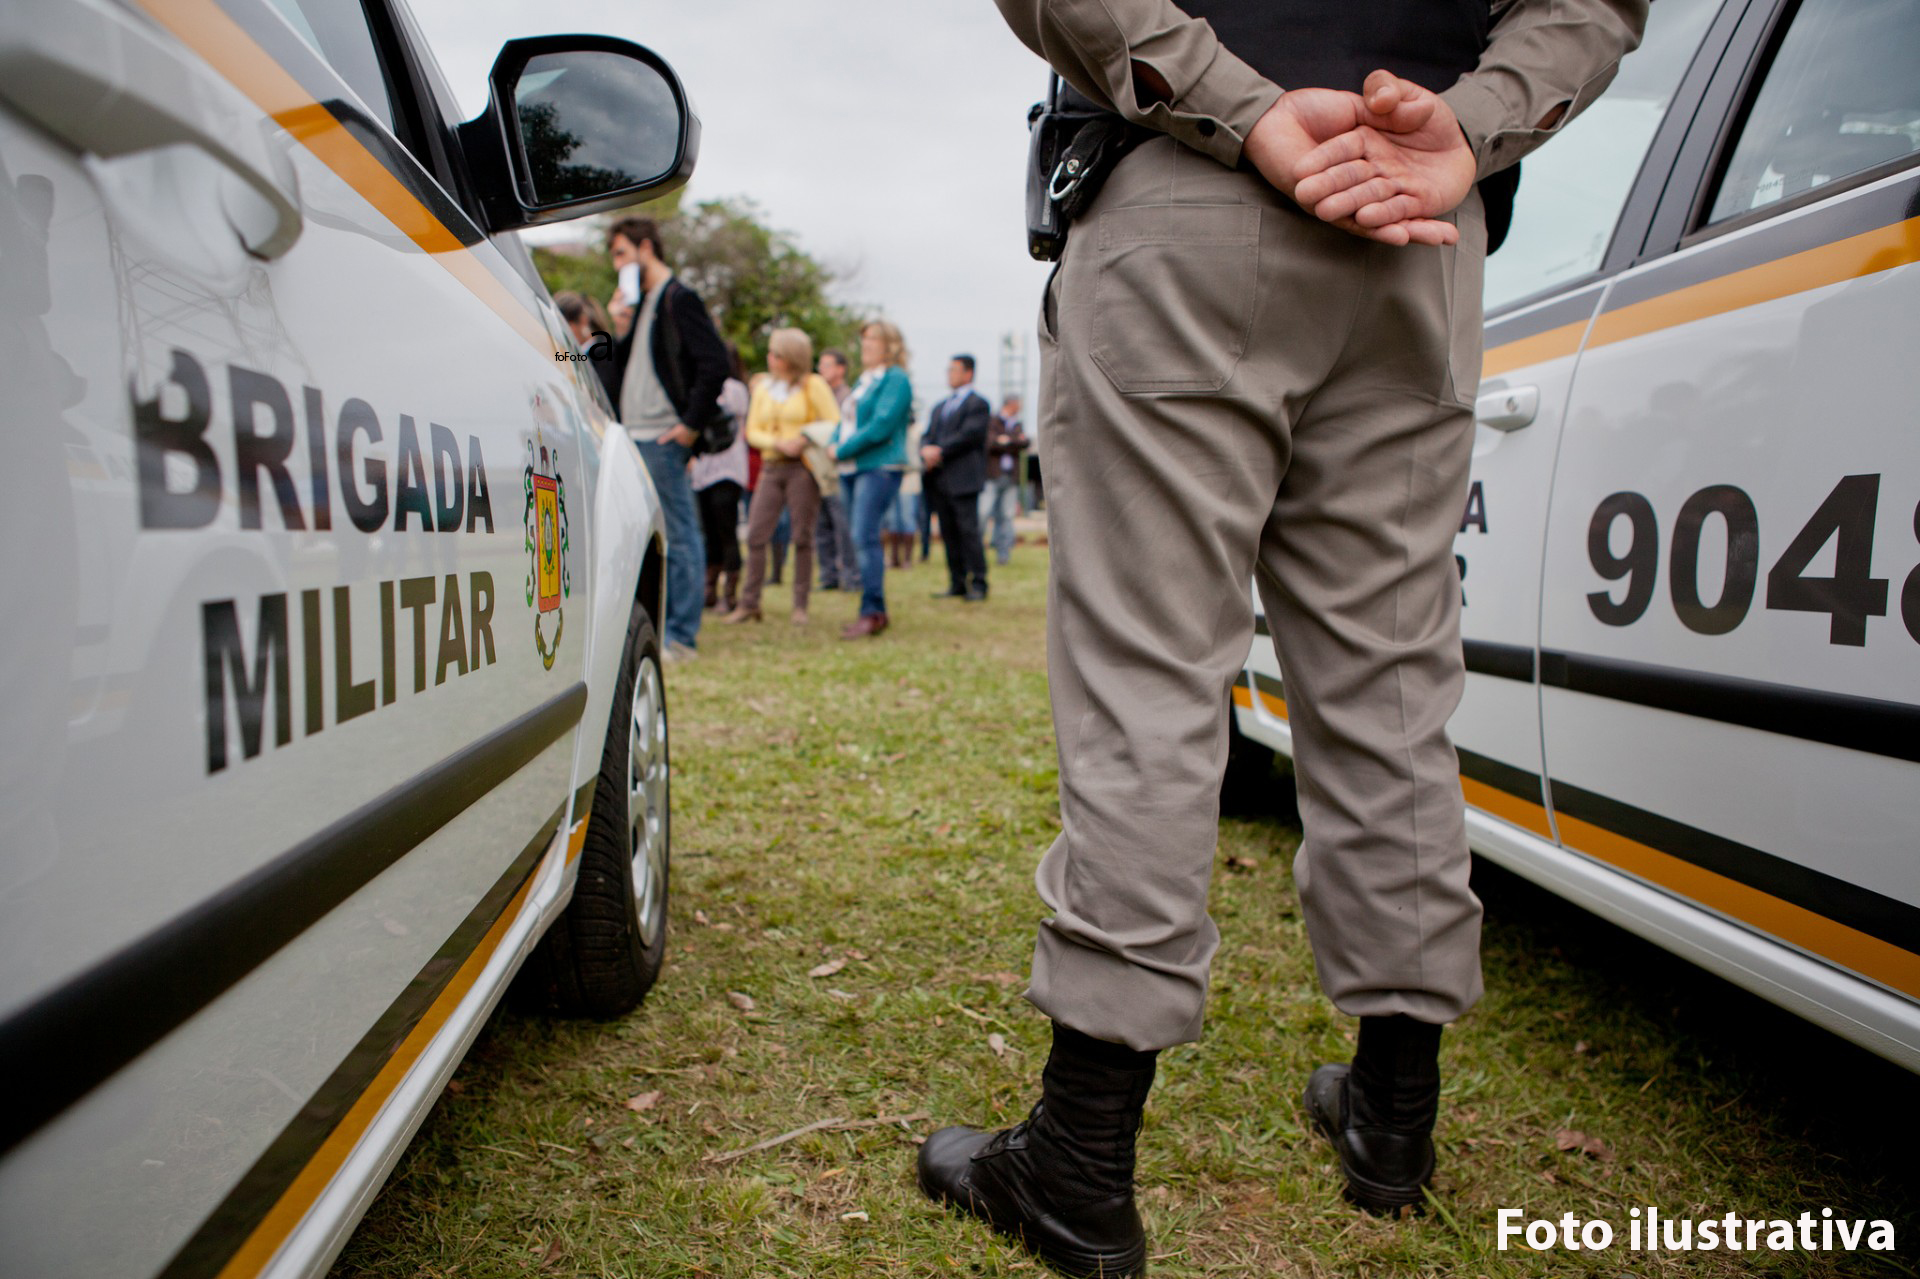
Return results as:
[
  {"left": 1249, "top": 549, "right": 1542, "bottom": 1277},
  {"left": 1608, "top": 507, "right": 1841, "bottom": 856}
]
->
[{"left": 921, "top": 355, "right": 992, "bottom": 601}]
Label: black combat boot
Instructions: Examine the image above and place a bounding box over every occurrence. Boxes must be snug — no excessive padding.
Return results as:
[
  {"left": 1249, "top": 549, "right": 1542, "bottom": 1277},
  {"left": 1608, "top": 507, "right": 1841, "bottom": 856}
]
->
[
  {"left": 1304, "top": 1014, "right": 1442, "bottom": 1214},
  {"left": 919, "top": 1024, "right": 1156, "bottom": 1277}
]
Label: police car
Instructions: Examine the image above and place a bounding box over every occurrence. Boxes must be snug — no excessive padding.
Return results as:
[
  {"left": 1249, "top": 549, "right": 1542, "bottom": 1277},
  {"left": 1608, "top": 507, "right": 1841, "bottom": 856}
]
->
[
  {"left": 1231, "top": 0, "right": 1920, "bottom": 1070},
  {"left": 0, "top": 0, "right": 695, "bottom": 1273}
]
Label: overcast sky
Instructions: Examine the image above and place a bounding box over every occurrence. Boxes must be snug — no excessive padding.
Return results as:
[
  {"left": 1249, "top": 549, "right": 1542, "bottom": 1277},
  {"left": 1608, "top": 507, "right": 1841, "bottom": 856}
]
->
[{"left": 411, "top": 0, "right": 1057, "bottom": 417}]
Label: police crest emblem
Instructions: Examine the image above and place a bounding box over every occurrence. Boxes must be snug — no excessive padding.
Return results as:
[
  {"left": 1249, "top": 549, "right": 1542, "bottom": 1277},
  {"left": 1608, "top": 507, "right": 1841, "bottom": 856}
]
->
[{"left": 524, "top": 426, "right": 571, "bottom": 669}]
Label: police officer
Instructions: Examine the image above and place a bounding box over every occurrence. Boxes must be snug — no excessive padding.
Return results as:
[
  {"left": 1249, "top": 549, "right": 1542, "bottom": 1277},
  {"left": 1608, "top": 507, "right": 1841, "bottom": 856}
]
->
[{"left": 917, "top": 2, "right": 1648, "bottom": 1274}]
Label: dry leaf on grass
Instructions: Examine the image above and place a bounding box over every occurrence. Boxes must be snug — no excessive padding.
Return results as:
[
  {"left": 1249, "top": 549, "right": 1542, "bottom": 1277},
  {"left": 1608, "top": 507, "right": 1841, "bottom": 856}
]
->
[
  {"left": 826, "top": 988, "right": 856, "bottom": 1002},
  {"left": 840, "top": 1210, "right": 870, "bottom": 1222},
  {"left": 624, "top": 1091, "right": 662, "bottom": 1114},
  {"left": 1554, "top": 1129, "right": 1613, "bottom": 1160},
  {"left": 977, "top": 971, "right": 1022, "bottom": 986},
  {"left": 1225, "top": 854, "right": 1261, "bottom": 873},
  {"left": 1574, "top": 1040, "right": 1590, "bottom": 1055},
  {"left": 728, "top": 991, "right": 757, "bottom": 1012},
  {"left": 693, "top": 909, "right": 711, "bottom": 927},
  {"left": 987, "top": 1033, "right": 1008, "bottom": 1058},
  {"left": 808, "top": 959, "right": 847, "bottom": 979},
  {"left": 540, "top": 1237, "right": 564, "bottom": 1267}
]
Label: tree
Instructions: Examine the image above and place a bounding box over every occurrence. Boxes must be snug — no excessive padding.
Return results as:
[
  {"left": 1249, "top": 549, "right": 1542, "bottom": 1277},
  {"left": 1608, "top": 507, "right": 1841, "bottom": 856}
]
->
[
  {"left": 518, "top": 101, "right": 630, "bottom": 204},
  {"left": 531, "top": 194, "right": 866, "bottom": 376}
]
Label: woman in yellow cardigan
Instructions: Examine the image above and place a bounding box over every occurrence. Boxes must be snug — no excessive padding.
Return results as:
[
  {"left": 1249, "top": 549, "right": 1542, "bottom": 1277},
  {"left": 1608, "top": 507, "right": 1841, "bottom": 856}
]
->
[{"left": 725, "top": 328, "right": 840, "bottom": 624}]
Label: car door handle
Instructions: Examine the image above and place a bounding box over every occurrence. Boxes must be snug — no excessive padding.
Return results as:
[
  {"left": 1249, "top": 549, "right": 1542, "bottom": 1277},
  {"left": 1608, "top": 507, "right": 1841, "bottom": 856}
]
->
[
  {"left": 1474, "top": 384, "right": 1539, "bottom": 432},
  {"left": 0, "top": 0, "right": 303, "bottom": 258}
]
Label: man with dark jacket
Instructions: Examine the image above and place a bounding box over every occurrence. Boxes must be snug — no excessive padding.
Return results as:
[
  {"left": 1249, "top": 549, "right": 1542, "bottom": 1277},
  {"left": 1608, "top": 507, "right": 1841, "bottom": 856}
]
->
[
  {"left": 917, "top": 1, "right": 1648, "bottom": 1274},
  {"left": 605, "top": 216, "right": 731, "bottom": 659},
  {"left": 920, "top": 355, "right": 992, "bottom": 601}
]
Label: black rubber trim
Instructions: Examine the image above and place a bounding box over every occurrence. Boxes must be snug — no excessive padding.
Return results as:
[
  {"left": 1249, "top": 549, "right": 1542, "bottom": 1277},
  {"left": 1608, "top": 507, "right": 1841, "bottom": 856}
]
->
[
  {"left": 1611, "top": 169, "right": 1920, "bottom": 310},
  {"left": 1613, "top": 0, "right": 1761, "bottom": 268},
  {"left": 1253, "top": 614, "right": 1271, "bottom": 639},
  {"left": 1250, "top": 671, "right": 1287, "bottom": 703},
  {"left": 1540, "top": 650, "right": 1920, "bottom": 763},
  {"left": 1638, "top": 0, "right": 1782, "bottom": 260},
  {"left": 1549, "top": 776, "right": 1920, "bottom": 958},
  {"left": 325, "top": 99, "right": 488, "bottom": 248},
  {"left": 1463, "top": 639, "right": 1537, "bottom": 683},
  {"left": 1457, "top": 747, "right": 1545, "bottom": 805},
  {"left": 155, "top": 802, "right": 566, "bottom": 1279},
  {"left": 0, "top": 683, "right": 586, "bottom": 1155}
]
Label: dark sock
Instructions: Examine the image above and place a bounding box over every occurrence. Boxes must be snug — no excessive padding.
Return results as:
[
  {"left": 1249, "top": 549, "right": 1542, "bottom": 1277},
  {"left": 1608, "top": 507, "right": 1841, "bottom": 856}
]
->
[
  {"left": 1349, "top": 1014, "right": 1442, "bottom": 1134},
  {"left": 1051, "top": 1022, "right": 1158, "bottom": 1073}
]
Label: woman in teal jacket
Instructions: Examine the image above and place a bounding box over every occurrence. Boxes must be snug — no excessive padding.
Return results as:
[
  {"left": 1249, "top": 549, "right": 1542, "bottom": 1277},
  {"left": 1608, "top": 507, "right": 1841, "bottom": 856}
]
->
[{"left": 833, "top": 320, "right": 914, "bottom": 638}]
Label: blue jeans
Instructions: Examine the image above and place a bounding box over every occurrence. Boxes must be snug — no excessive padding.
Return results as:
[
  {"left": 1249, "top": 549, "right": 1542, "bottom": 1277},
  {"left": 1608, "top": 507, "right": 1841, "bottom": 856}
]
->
[
  {"left": 845, "top": 468, "right": 902, "bottom": 618},
  {"left": 882, "top": 488, "right": 915, "bottom": 536},
  {"left": 981, "top": 474, "right": 1020, "bottom": 563},
  {"left": 637, "top": 438, "right": 704, "bottom": 649}
]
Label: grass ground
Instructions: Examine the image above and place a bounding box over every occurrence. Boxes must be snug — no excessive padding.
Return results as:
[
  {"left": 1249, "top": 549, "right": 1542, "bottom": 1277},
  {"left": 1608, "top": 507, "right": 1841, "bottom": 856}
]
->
[{"left": 334, "top": 545, "right": 1917, "bottom": 1278}]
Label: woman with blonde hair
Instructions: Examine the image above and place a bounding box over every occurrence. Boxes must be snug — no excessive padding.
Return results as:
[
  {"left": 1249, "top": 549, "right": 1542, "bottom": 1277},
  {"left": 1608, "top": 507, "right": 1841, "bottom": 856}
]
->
[
  {"left": 832, "top": 319, "right": 915, "bottom": 639},
  {"left": 725, "top": 328, "right": 839, "bottom": 624}
]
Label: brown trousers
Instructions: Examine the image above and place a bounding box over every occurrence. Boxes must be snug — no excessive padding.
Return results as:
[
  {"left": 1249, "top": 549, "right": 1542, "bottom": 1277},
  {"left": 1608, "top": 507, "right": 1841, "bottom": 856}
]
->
[
  {"left": 741, "top": 460, "right": 820, "bottom": 612},
  {"left": 1026, "top": 138, "right": 1486, "bottom": 1051}
]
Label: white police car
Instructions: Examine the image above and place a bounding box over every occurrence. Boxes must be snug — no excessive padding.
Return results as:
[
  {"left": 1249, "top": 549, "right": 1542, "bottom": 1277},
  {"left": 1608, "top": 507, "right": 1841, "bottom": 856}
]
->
[
  {"left": 0, "top": 0, "right": 695, "bottom": 1273},
  {"left": 1231, "top": 0, "right": 1919, "bottom": 1070}
]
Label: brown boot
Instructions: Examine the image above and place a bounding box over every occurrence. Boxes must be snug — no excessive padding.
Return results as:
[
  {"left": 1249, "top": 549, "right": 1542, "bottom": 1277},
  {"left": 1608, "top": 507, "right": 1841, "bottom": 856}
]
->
[
  {"left": 721, "top": 571, "right": 739, "bottom": 613},
  {"left": 840, "top": 613, "right": 888, "bottom": 640},
  {"left": 704, "top": 565, "right": 721, "bottom": 610}
]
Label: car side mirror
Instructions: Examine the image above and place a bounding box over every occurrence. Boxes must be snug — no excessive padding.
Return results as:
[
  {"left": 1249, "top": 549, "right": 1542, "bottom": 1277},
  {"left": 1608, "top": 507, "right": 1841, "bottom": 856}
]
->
[{"left": 461, "top": 35, "right": 698, "bottom": 233}]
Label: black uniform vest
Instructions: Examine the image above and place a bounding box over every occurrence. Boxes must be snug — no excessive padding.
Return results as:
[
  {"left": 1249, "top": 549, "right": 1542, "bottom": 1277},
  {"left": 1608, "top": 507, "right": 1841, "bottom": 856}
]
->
[{"left": 1183, "top": 0, "right": 1517, "bottom": 247}]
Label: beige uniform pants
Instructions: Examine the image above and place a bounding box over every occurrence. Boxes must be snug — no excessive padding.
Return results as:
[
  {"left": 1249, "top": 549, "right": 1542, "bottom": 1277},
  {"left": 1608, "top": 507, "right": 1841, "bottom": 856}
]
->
[{"left": 1027, "top": 138, "right": 1486, "bottom": 1051}]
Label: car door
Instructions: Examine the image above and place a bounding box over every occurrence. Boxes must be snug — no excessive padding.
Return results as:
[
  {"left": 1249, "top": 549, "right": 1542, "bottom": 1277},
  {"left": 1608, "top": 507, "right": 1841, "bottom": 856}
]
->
[
  {"left": 1537, "top": 0, "right": 1920, "bottom": 1059},
  {"left": 1449, "top": 0, "right": 1731, "bottom": 846},
  {"left": 0, "top": 0, "right": 590, "bottom": 1273}
]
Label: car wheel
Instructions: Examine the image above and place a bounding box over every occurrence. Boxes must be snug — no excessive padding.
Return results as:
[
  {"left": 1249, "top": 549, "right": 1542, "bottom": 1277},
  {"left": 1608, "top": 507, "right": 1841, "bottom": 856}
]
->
[
  {"left": 1220, "top": 699, "right": 1280, "bottom": 817},
  {"left": 518, "top": 599, "right": 669, "bottom": 1017}
]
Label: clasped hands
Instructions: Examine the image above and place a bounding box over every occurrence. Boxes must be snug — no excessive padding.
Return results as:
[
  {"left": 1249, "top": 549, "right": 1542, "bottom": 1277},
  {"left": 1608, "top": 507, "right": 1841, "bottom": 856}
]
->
[{"left": 1246, "top": 70, "right": 1477, "bottom": 247}]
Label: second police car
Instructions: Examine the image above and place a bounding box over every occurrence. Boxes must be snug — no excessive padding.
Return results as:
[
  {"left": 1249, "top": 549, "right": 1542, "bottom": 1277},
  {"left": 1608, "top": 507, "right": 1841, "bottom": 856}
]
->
[
  {"left": 0, "top": 0, "right": 697, "bottom": 1274},
  {"left": 1231, "top": 0, "right": 1920, "bottom": 1070}
]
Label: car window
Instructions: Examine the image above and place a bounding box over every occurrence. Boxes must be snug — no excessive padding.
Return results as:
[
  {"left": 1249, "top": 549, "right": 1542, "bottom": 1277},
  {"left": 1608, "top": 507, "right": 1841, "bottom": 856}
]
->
[
  {"left": 262, "top": 0, "right": 397, "bottom": 132},
  {"left": 1706, "top": 0, "right": 1920, "bottom": 224},
  {"left": 1483, "top": 0, "right": 1721, "bottom": 312}
]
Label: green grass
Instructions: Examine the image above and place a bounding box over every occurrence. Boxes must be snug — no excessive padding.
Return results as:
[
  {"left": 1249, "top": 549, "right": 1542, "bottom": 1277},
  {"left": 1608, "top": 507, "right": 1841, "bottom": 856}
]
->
[{"left": 334, "top": 546, "right": 1918, "bottom": 1278}]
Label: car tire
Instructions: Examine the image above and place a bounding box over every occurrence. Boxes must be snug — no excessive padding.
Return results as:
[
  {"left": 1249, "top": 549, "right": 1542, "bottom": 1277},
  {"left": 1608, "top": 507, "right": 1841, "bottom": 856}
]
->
[
  {"left": 1220, "top": 699, "right": 1280, "bottom": 816},
  {"left": 518, "top": 599, "right": 670, "bottom": 1018}
]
